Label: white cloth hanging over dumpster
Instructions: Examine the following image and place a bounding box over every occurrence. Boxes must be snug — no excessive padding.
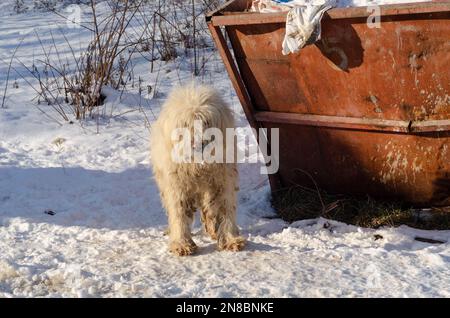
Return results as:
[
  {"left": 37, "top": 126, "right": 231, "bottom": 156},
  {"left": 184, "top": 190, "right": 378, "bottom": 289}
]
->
[
  {"left": 250, "top": 0, "right": 431, "bottom": 55},
  {"left": 250, "top": 0, "right": 336, "bottom": 55},
  {"left": 281, "top": 0, "right": 336, "bottom": 55}
]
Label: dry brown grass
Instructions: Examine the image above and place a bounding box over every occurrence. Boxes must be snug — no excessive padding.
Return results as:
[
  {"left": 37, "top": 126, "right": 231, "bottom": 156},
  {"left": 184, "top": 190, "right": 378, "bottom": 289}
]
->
[{"left": 272, "top": 185, "right": 450, "bottom": 230}]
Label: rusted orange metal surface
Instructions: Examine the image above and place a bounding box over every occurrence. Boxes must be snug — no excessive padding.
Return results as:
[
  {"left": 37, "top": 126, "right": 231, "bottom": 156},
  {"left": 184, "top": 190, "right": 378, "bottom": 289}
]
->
[{"left": 207, "top": 0, "right": 450, "bottom": 206}]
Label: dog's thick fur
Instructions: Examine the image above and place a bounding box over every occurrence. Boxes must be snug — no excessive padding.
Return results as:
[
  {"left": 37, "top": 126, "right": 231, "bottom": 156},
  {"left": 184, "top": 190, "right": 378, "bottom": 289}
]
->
[{"left": 150, "top": 84, "right": 245, "bottom": 256}]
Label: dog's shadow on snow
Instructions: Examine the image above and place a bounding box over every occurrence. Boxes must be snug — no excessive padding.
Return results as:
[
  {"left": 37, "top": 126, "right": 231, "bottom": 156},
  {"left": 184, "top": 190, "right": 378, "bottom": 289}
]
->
[
  {"left": 0, "top": 166, "right": 167, "bottom": 230},
  {"left": 0, "top": 166, "right": 276, "bottom": 238},
  {"left": 0, "top": 166, "right": 278, "bottom": 245}
]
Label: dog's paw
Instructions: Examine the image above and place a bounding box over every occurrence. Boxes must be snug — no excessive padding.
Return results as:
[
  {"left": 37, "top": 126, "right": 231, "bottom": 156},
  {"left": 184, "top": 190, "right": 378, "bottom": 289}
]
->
[
  {"left": 169, "top": 240, "right": 197, "bottom": 256},
  {"left": 218, "top": 236, "right": 245, "bottom": 252}
]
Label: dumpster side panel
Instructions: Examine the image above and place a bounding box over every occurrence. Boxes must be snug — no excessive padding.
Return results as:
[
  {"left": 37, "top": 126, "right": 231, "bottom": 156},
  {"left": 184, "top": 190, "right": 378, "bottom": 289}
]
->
[
  {"left": 264, "top": 122, "right": 450, "bottom": 205},
  {"left": 210, "top": 4, "right": 450, "bottom": 206},
  {"left": 227, "top": 13, "right": 450, "bottom": 121}
]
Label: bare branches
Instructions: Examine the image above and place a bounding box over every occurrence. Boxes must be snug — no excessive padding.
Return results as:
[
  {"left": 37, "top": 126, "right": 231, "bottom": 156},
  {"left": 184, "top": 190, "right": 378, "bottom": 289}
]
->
[
  {"left": 32, "top": 0, "right": 147, "bottom": 120},
  {"left": 1, "top": 37, "right": 25, "bottom": 109},
  {"left": 6, "top": 0, "right": 226, "bottom": 123}
]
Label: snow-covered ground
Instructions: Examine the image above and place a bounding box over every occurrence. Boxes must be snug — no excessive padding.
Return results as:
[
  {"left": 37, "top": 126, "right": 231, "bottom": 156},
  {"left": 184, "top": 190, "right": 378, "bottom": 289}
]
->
[{"left": 1, "top": 1, "right": 449, "bottom": 298}]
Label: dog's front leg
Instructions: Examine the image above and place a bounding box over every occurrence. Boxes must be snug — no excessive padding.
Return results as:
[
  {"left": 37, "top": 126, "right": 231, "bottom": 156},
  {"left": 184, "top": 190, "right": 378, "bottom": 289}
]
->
[
  {"left": 216, "top": 168, "right": 245, "bottom": 252},
  {"left": 201, "top": 189, "right": 245, "bottom": 251},
  {"left": 166, "top": 195, "right": 197, "bottom": 256}
]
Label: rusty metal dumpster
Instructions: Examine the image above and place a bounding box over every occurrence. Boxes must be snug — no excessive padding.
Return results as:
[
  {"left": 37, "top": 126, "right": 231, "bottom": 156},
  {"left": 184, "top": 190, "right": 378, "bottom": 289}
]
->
[{"left": 207, "top": 0, "right": 450, "bottom": 206}]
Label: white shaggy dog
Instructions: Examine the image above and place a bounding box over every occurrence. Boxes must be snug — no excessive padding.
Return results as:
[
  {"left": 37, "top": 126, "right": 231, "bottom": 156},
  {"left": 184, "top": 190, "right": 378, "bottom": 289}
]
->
[{"left": 150, "top": 84, "right": 245, "bottom": 256}]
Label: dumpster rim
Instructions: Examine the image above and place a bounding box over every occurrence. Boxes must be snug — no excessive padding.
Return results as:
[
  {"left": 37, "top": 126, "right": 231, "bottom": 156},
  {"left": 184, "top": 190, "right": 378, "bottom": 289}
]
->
[{"left": 207, "top": 1, "right": 450, "bottom": 26}]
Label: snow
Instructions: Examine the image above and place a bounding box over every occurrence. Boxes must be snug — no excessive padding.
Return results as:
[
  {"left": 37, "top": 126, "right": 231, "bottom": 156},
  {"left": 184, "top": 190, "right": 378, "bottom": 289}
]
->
[{"left": 1, "top": 1, "right": 449, "bottom": 298}]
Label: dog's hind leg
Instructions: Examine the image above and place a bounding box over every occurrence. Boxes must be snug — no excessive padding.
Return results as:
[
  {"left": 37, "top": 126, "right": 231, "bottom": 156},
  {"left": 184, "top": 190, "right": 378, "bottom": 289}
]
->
[
  {"left": 200, "top": 199, "right": 219, "bottom": 240},
  {"left": 216, "top": 202, "right": 246, "bottom": 252}
]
